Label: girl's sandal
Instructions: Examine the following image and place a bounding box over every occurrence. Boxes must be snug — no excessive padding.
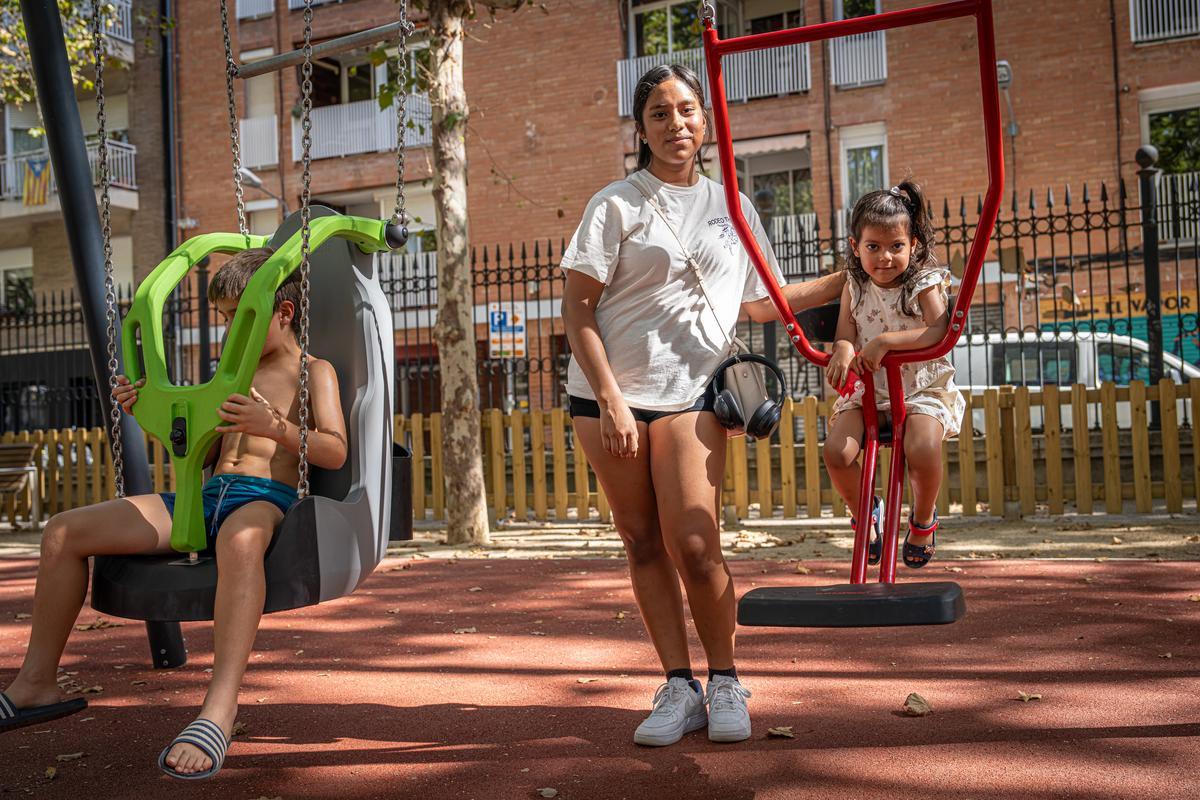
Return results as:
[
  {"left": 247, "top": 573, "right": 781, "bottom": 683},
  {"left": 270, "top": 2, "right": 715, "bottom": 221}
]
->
[
  {"left": 851, "top": 497, "right": 885, "bottom": 566},
  {"left": 903, "top": 511, "right": 938, "bottom": 569}
]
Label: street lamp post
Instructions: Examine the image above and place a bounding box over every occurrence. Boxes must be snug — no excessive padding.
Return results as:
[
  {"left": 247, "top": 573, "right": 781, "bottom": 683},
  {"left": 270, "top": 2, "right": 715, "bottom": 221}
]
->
[{"left": 238, "top": 167, "right": 291, "bottom": 216}]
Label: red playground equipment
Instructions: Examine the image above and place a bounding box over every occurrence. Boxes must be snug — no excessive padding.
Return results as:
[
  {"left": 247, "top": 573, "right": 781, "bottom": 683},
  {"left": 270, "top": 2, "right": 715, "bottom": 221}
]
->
[{"left": 702, "top": 0, "right": 1005, "bottom": 626}]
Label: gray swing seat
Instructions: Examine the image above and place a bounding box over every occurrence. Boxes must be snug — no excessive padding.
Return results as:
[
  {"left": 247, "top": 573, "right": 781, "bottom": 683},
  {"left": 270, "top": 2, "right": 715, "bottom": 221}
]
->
[{"left": 91, "top": 208, "right": 410, "bottom": 622}]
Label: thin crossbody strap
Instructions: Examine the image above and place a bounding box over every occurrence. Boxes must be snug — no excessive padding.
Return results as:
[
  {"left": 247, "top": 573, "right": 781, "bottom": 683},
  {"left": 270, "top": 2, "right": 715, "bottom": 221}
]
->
[{"left": 627, "top": 177, "right": 738, "bottom": 354}]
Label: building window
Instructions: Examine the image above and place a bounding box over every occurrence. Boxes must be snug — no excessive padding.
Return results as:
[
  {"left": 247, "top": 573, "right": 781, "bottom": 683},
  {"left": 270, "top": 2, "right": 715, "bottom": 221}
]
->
[
  {"left": 837, "top": 0, "right": 880, "bottom": 20},
  {"left": 1130, "top": 0, "right": 1200, "bottom": 44},
  {"left": 839, "top": 122, "right": 888, "bottom": 210},
  {"left": 750, "top": 167, "right": 813, "bottom": 216},
  {"left": 1140, "top": 83, "right": 1200, "bottom": 241},
  {"left": 748, "top": 8, "right": 804, "bottom": 34},
  {"left": 0, "top": 266, "right": 33, "bottom": 315},
  {"left": 630, "top": 0, "right": 704, "bottom": 57},
  {"left": 248, "top": 208, "right": 279, "bottom": 237},
  {"left": 1149, "top": 104, "right": 1200, "bottom": 173}
]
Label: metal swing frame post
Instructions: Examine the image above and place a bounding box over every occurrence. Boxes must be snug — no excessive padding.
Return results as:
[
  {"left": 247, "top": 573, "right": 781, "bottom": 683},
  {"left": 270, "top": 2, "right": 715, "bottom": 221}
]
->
[
  {"left": 702, "top": 0, "right": 1004, "bottom": 584},
  {"left": 20, "top": 1, "right": 186, "bottom": 666}
]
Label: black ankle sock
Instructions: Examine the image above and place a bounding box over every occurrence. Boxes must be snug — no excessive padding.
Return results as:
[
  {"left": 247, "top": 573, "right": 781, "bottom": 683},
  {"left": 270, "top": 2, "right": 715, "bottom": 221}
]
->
[
  {"left": 709, "top": 666, "right": 738, "bottom": 682},
  {"left": 666, "top": 668, "right": 695, "bottom": 683}
]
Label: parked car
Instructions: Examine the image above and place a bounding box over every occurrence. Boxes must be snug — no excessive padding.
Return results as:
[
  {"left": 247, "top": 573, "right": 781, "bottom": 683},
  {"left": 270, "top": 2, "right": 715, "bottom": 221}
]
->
[{"left": 948, "top": 331, "right": 1199, "bottom": 430}]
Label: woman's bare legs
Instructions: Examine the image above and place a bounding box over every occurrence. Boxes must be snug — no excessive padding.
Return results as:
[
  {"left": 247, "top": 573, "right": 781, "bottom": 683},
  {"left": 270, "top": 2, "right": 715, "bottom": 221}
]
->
[
  {"left": 647, "top": 412, "right": 733, "bottom": 671},
  {"left": 4, "top": 495, "right": 173, "bottom": 709},
  {"left": 164, "top": 501, "right": 282, "bottom": 776},
  {"left": 573, "top": 418, "right": 691, "bottom": 673}
]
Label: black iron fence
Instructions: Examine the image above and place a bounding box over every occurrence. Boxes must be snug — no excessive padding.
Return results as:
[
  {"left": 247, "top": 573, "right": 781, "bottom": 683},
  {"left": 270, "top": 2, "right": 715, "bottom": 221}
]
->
[{"left": 2, "top": 170, "right": 1197, "bottom": 432}]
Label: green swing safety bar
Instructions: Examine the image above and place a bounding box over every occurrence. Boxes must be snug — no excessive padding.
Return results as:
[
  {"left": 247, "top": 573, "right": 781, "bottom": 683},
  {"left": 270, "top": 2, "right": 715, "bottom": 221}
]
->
[{"left": 122, "top": 215, "right": 404, "bottom": 553}]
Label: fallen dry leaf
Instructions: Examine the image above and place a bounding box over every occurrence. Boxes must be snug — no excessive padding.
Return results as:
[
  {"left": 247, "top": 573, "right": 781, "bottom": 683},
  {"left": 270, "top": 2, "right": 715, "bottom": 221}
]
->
[
  {"left": 538, "top": 790, "right": 559, "bottom": 798},
  {"left": 1159, "top": 652, "right": 1173, "bottom": 659},
  {"left": 232, "top": 721, "right": 247, "bottom": 736},
  {"left": 902, "top": 693, "right": 932, "bottom": 717},
  {"left": 1016, "top": 692, "right": 1042, "bottom": 702},
  {"left": 614, "top": 611, "right": 627, "bottom": 620},
  {"left": 1188, "top": 595, "right": 1200, "bottom": 602},
  {"left": 1185, "top": 535, "right": 1200, "bottom": 543},
  {"left": 453, "top": 627, "right": 477, "bottom": 634},
  {"left": 386, "top": 608, "right": 400, "bottom": 614},
  {"left": 79, "top": 686, "right": 103, "bottom": 695},
  {"left": 55, "top": 753, "right": 84, "bottom": 762},
  {"left": 15, "top": 612, "right": 31, "bottom": 620},
  {"left": 75, "top": 618, "right": 123, "bottom": 631},
  {"left": 767, "top": 726, "right": 796, "bottom": 738},
  {"left": 530, "top": 631, "right": 547, "bottom": 636},
  {"left": 131, "top": 680, "right": 147, "bottom": 686},
  {"left": 468, "top": 586, "right": 483, "bottom": 592},
  {"left": 576, "top": 678, "right": 599, "bottom": 684},
  {"left": 794, "top": 565, "right": 812, "bottom": 575},
  {"left": 943, "top": 566, "right": 964, "bottom": 573},
  {"left": 1111, "top": 536, "right": 1124, "bottom": 545},
  {"left": 44, "top": 767, "right": 57, "bottom": 780},
  {"left": 1083, "top": 577, "right": 1097, "bottom": 583}
]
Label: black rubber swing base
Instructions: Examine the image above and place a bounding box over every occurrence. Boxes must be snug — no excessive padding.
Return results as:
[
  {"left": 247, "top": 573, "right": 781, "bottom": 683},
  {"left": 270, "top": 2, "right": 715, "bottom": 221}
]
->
[{"left": 737, "top": 581, "right": 966, "bottom": 628}]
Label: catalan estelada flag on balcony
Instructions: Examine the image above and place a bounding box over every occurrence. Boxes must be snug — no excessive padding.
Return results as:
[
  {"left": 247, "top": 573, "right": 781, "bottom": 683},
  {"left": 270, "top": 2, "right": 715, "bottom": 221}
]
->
[{"left": 22, "top": 158, "right": 51, "bottom": 206}]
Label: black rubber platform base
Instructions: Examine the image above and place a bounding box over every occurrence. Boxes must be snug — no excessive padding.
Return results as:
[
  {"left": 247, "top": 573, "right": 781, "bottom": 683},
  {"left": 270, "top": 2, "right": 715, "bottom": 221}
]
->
[{"left": 738, "top": 581, "right": 966, "bottom": 628}]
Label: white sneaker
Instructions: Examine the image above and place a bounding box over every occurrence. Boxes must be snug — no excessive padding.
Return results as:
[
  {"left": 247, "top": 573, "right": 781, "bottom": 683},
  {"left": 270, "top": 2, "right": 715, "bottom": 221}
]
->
[
  {"left": 633, "top": 677, "right": 707, "bottom": 747},
  {"left": 705, "top": 675, "right": 752, "bottom": 742}
]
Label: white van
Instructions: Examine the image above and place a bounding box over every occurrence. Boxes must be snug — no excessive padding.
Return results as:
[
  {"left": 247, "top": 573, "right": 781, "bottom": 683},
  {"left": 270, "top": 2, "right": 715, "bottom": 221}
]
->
[{"left": 948, "top": 331, "right": 1200, "bottom": 430}]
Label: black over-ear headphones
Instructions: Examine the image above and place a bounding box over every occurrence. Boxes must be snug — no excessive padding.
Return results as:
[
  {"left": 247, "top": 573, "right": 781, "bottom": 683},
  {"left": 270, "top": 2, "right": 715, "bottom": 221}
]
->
[{"left": 710, "top": 354, "right": 787, "bottom": 440}]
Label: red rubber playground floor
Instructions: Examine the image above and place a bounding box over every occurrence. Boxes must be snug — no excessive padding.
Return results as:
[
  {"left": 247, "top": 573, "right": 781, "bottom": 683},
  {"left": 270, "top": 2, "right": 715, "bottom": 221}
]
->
[{"left": 1, "top": 556, "right": 1197, "bottom": 799}]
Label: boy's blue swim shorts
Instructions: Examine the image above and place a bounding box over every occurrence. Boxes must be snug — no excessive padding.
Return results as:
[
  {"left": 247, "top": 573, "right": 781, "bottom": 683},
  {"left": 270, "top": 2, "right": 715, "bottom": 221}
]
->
[{"left": 159, "top": 474, "right": 298, "bottom": 546}]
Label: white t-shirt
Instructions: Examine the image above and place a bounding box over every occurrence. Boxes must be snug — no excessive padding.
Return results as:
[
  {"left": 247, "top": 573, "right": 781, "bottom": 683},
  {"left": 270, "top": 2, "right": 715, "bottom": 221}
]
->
[{"left": 560, "top": 170, "right": 786, "bottom": 411}]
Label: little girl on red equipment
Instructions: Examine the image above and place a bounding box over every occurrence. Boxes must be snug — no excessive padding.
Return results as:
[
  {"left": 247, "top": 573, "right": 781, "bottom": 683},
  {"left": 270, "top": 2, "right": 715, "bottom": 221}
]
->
[{"left": 823, "top": 180, "right": 965, "bottom": 569}]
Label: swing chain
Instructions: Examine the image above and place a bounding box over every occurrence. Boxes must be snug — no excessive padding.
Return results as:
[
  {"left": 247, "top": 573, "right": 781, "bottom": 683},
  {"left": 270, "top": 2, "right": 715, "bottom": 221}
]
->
[
  {"left": 297, "top": 0, "right": 315, "bottom": 499},
  {"left": 392, "top": 0, "right": 414, "bottom": 227},
  {"left": 700, "top": 1, "right": 716, "bottom": 24},
  {"left": 220, "top": 0, "right": 249, "bottom": 236},
  {"left": 93, "top": 6, "right": 125, "bottom": 498}
]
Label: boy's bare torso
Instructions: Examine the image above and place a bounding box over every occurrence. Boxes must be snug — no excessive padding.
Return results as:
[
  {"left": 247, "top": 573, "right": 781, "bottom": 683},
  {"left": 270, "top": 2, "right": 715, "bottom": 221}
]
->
[{"left": 212, "top": 353, "right": 308, "bottom": 485}]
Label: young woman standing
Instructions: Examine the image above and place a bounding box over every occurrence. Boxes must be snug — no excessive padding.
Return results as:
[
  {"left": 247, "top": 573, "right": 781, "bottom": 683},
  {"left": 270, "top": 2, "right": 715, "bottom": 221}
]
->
[{"left": 561, "top": 64, "right": 845, "bottom": 746}]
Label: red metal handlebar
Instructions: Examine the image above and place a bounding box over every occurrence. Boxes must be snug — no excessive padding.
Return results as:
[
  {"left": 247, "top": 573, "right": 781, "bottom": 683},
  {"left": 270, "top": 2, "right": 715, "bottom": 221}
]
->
[{"left": 702, "top": 0, "right": 1004, "bottom": 371}]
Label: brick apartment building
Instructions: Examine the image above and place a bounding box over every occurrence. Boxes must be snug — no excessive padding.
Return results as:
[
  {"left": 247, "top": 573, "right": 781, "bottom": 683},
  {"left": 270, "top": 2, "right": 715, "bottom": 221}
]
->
[
  {"left": 164, "top": 0, "right": 1198, "bottom": 413},
  {"left": 0, "top": 0, "right": 171, "bottom": 430},
  {"left": 4, "top": 0, "right": 1195, "bottom": 422}
]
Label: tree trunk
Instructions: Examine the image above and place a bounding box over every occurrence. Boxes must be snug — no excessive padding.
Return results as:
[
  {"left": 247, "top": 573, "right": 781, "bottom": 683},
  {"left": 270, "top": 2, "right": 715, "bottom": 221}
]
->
[{"left": 428, "top": 0, "right": 490, "bottom": 545}]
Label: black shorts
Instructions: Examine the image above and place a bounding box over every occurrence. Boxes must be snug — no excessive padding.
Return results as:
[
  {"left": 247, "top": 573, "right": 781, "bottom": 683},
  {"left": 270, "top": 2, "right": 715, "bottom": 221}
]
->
[{"left": 568, "top": 392, "right": 715, "bottom": 425}]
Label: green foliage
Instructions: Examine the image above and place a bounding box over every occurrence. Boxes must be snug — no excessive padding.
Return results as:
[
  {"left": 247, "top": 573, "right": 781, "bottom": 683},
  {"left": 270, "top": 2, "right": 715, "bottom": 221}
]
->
[
  {"left": 1150, "top": 107, "right": 1200, "bottom": 174},
  {"left": 0, "top": 1, "right": 113, "bottom": 108}
]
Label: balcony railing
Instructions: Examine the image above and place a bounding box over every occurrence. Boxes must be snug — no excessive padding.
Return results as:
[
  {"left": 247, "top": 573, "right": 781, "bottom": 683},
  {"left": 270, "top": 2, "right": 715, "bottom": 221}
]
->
[
  {"left": 770, "top": 212, "right": 818, "bottom": 243},
  {"left": 288, "top": 0, "right": 339, "bottom": 8},
  {"left": 240, "top": 115, "right": 279, "bottom": 168},
  {"left": 237, "top": 0, "right": 275, "bottom": 19},
  {"left": 0, "top": 140, "right": 137, "bottom": 202},
  {"left": 830, "top": 30, "right": 887, "bottom": 88},
  {"left": 1156, "top": 171, "right": 1200, "bottom": 242},
  {"left": 108, "top": 0, "right": 133, "bottom": 43},
  {"left": 616, "top": 44, "right": 811, "bottom": 118},
  {"left": 290, "top": 95, "right": 432, "bottom": 161},
  {"left": 1130, "top": 0, "right": 1200, "bottom": 43}
]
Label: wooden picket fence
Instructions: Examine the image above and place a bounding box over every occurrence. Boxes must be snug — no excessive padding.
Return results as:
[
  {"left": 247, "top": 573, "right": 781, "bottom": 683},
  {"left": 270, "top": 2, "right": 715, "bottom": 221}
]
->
[
  {"left": 401, "top": 379, "right": 1199, "bottom": 523},
  {"left": 3, "top": 380, "right": 1197, "bottom": 528}
]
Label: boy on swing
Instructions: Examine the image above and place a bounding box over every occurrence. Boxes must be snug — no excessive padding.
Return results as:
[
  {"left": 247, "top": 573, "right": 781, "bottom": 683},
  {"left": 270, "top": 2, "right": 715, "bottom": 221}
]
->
[{"left": 0, "top": 248, "right": 348, "bottom": 780}]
